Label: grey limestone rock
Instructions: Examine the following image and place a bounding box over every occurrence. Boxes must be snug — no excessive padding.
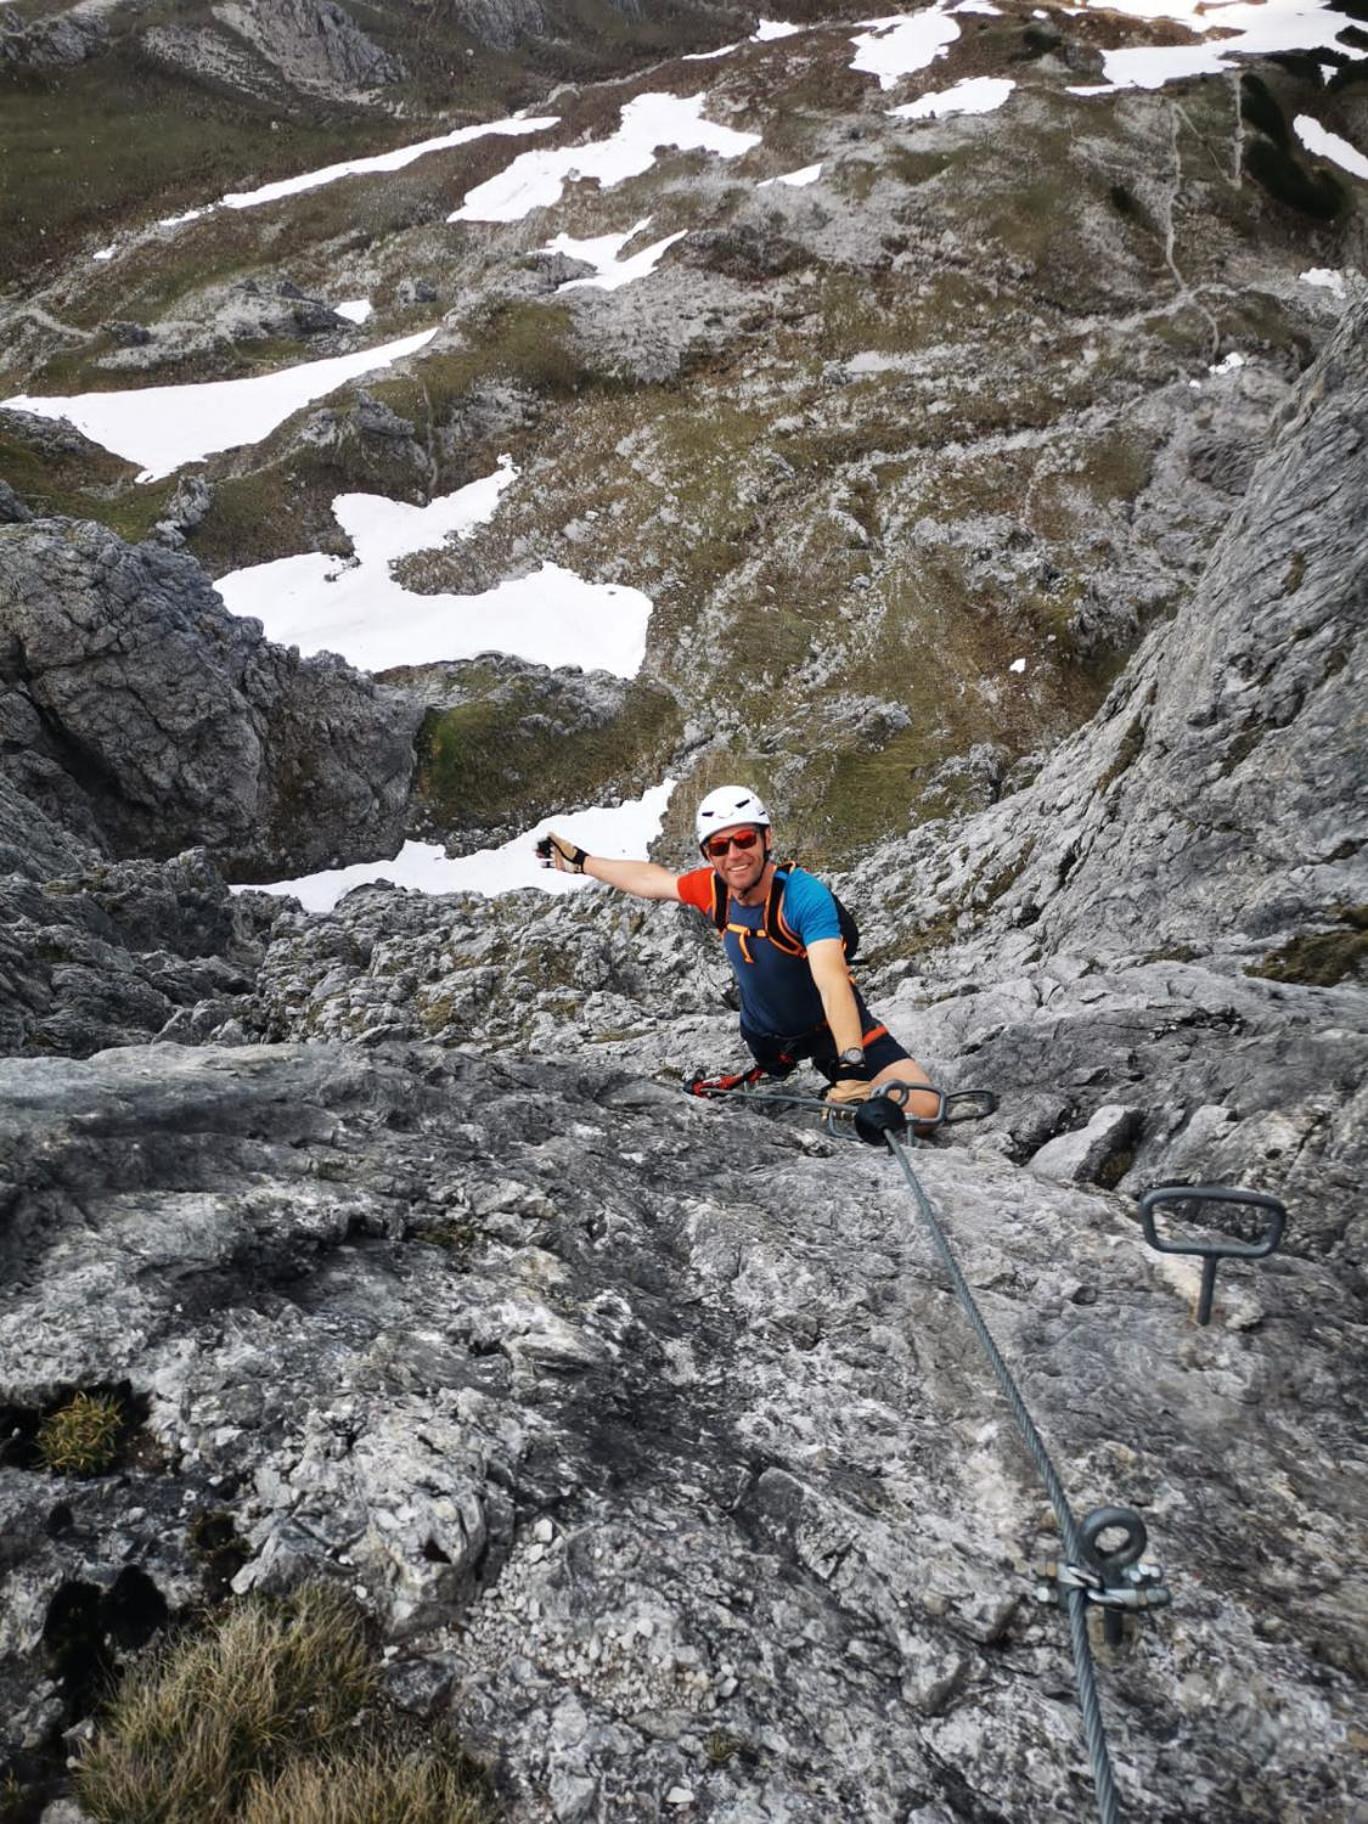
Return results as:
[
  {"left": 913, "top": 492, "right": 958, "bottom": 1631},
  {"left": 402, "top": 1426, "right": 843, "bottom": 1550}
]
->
[
  {"left": 0, "top": 1041, "right": 1362, "bottom": 1821},
  {"left": 213, "top": 0, "right": 403, "bottom": 93},
  {"left": 842, "top": 302, "right": 1368, "bottom": 1263},
  {"left": 0, "top": 482, "right": 33, "bottom": 525},
  {"left": 0, "top": 845, "right": 277, "bottom": 1058},
  {"left": 0, "top": 11, "right": 106, "bottom": 69},
  {"left": 0, "top": 516, "right": 423, "bottom": 880},
  {"left": 1025, "top": 1102, "right": 1140, "bottom": 1186},
  {"left": 0, "top": 771, "right": 97, "bottom": 882}
]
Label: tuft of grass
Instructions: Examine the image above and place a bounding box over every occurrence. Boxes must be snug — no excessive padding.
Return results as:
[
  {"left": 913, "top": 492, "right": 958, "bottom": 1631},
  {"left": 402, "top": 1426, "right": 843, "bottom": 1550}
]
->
[
  {"left": 75, "top": 1585, "right": 376, "bottom": 1824},
  {"left": 1246, "top": 907, "right": 1368, "bottom": 988},
  {"left": 239, "top": 1743, "right": 493, "bottom": 1824},
  {"left": 37, "top": 1392, "right": 124, "bottom": 1477}
]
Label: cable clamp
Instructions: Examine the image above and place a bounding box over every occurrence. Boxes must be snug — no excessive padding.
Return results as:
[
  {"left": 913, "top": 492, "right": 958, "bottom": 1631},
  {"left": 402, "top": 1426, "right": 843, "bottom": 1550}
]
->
[
  {"left": 1033, "top": 1507, "right": 1172, "bottom": 1637},
  {"left": 1034, "top": 1559, "right": 1170, "bottom": 1610}
]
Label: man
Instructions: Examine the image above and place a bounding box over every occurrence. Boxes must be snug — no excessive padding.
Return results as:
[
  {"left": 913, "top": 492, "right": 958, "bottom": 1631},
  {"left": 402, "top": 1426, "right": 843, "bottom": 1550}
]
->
[{"left": 538, "top": 785, "right": 939, "bottom": 1118}]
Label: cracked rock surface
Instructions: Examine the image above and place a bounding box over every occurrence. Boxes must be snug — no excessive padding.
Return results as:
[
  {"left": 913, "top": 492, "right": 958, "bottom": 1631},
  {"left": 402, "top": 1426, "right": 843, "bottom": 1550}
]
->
[
  {"left": 0, "top": 517, "right": 422, "bottom": 880},
  {"left": 0, "top": 1042, "right": 1363, "bottom": 1822}
]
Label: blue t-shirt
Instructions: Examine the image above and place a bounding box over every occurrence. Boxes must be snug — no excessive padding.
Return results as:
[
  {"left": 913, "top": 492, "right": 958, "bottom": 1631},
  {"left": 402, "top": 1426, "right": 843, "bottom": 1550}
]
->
[{"left": 681, "top": 865, "right": 846, "bottom": 1039}]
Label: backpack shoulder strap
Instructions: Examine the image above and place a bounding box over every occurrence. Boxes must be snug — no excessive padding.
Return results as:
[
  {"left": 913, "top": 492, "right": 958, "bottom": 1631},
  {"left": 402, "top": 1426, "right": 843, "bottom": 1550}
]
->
[
  {"left": 765, "top": 862, "right": 806, "bottom": 956},
  {"left": 709, "top": 870, "right": 728, "bottom": 932}
]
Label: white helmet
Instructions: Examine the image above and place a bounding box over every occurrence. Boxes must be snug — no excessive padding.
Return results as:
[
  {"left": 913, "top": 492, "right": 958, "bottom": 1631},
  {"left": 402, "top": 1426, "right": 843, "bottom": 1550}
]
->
[{"left": 695, "top": 785, "right": 771, "bottom": 848}]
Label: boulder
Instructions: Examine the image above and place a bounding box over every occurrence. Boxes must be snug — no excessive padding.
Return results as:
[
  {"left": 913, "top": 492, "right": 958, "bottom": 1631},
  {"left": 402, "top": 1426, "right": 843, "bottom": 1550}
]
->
[
  {"left": 0, "top": 517, "right": 423, "bottom": 881},
  {"left": 1026, "top": 1103, "right": 1140, "bottom": 1185}
]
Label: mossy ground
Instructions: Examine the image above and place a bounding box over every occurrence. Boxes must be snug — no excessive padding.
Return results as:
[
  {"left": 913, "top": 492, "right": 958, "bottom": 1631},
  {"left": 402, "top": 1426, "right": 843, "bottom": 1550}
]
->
[
  {"left": 413, "top": 677, "right": 683, "bottom": 836},
  {"left": 0, "top": 31, "right": 381, "bottom": 292},
  {"left": 0, "top": 419, "right": 173, "bottom": 538},
  {"left": 1247, "top": 907, "right": 1368, "bottom": 987}
]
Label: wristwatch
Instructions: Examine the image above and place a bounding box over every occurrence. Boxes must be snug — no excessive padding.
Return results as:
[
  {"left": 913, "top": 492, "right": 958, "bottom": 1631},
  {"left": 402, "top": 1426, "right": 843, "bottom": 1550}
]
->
[{"left": 838, "top": 1046, "right": 866, "bottom": 1068}]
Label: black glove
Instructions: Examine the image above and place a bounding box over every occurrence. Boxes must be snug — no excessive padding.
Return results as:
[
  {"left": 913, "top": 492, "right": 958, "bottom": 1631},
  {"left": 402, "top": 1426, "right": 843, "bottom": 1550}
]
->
[{"left": 536, "top": 834, "right": 588, "bottom": 874}]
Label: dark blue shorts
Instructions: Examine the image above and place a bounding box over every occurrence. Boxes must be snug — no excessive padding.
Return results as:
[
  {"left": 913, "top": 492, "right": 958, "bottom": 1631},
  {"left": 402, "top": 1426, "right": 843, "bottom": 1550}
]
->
[{"left": 740, "top": 1016, "right": 911, "bottom": 1085}]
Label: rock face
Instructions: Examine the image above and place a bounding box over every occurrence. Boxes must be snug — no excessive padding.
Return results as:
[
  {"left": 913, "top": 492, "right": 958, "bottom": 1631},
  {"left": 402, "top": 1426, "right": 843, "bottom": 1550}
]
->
[
  {"left": 212, "top": 0, "right": 404, "bottom": 93},
  {"left": 0, "top": 1042, "right": 1363, "bottom": 1823},
  {"left": 0, "top": 517, "right": 423, "bottom": 880},
  {"left": 919, "top": 304, "right": 1368, "bottom": 964},
  {"left": 0, "top": 847, "right": 278, "bottom": 1058},
  {"left": 0, "top": 14, "right": 1366, "bottom": 1824},
  {"left": 835, "top": 302, "right": 1368, "bottom": 1266},
  {"left": 0, "top": 11, "right": 106, "bottom": 71}
]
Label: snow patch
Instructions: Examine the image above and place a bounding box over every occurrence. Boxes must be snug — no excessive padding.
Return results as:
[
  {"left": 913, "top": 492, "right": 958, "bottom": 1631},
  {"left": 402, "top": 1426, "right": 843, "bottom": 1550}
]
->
[
  {"left": 1300, "top": 266, "right": 1348, "bottom": 296},
  {"left": 215, "top": 458, "right": 653, "bottom": 679},
  {"left": 1208, "top": 351, "right": 1246, "bottom": 375},
  {"left": 683, "top": 18, "right": 801, "bottom": 58},
  {"left": 223, "top": 115, "right": 560, "bottom": 211},
  {"left": 1009, "top": 657, "right": 1027, "bottom": 674},
  {"left": 335, "top": 298, "right": 374, "bottom": 324},
  {"left": 758, "top": 162, "right": 824, "bottom": 188},
  {"left": 243, "top": 779, "right": 677, "bottom": 912},
  {"left": 846, "top": 350, "right": 911, "bottom": 374},
  {"left": 449, "top": 93, "right": 761, "bottom": 223},
  {"left": 1294, "top": 114, "right": 1368, "bottom": 180},
  {"left": 849, "top": 10, "right": 960, "bottom": 90},
  {"left": 545, "top": 218, "right": 689, "bottom": 291},
  {"left": 1067, "top": 0, "right": 1367, "bottom": 95},
  {"left": 890, "top": 76, "right": 1015, "bottom": 119},
  {"left": 3, "top": 328, "right": 437, "bottom": 482}
]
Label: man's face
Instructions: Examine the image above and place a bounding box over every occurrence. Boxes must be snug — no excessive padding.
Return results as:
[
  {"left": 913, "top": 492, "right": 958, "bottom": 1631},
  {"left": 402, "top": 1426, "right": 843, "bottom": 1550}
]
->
[{"left": 705, "top": 824, "right": 769, "bottom": 894}]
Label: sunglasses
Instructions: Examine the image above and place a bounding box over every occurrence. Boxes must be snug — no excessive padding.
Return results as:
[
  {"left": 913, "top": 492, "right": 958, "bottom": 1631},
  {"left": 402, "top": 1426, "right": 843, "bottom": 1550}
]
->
[{"left": 704, "top": 827, "right": 763, "bottom": 859}]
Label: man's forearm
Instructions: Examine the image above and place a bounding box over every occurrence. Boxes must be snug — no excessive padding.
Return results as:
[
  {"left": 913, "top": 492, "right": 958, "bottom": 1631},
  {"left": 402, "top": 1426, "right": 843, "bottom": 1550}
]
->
[
  {"left": 583, "top": 855, "right": 680, "bottom": 900},
  {"left": 816, "top": 975, "right": 865, "bottom": 1056}
]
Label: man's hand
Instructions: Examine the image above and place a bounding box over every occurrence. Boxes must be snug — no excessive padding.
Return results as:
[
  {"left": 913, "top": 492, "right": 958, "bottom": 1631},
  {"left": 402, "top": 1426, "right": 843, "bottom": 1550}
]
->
[
  {"left": 536, "top": 833, "right": 588, "bottom": 875},
  {"left": 825, "top": 1078, "right": 872, "bottom": 1106}
]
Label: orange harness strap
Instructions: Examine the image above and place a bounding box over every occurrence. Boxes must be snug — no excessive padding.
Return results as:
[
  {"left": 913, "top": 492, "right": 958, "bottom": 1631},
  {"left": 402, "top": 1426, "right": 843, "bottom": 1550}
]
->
[{"left": 725, "top": 922, "right": 756, "bottom": 965}]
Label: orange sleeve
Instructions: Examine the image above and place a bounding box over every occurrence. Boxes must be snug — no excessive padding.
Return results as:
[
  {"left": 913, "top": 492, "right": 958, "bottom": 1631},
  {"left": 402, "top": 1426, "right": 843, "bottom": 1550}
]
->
[{"left": 676, "top": 867, "right": 716, "bottom": 915}]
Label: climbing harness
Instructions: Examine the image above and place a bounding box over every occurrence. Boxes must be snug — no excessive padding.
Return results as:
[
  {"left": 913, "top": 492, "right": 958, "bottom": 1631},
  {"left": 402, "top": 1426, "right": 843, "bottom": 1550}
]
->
[
  {"left": 1138, "top": 1184, "right": 1287, "bottom": 1325},
  {"left": 690, "top": 1074, "right": 1168, "bottom": 1824}
]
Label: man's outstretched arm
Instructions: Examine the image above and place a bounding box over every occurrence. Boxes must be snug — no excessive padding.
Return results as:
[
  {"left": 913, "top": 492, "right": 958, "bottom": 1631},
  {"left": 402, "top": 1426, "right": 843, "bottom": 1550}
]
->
[{"left": 539, "top": 832, "right": 682, "bottom": 902}]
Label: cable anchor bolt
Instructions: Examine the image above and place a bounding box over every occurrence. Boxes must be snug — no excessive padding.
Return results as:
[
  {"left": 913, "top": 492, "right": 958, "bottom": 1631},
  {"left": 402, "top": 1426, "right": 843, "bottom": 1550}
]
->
[
  {"left": 1137, "top": 1184, "right": 1287, "bottom": 1325},
  {"left": 1034, "top": 1507, "right": 1171, "bottom": 1645}
]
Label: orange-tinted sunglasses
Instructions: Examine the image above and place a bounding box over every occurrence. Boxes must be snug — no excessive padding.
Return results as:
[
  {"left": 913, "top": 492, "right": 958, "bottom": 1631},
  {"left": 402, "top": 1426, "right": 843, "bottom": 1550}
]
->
[{"left": 704, "top": 826, "right": 762, "bottom": 859}]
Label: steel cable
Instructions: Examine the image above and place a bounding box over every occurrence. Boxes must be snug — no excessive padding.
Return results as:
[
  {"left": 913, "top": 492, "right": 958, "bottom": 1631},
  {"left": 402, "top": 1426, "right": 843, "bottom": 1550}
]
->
[
  {"left": 693, "top": 1079, "right": 1132, "bottom": 1821},
  {"left": 882, "top": 1129, "right": 1121, "bottom": 1824}
]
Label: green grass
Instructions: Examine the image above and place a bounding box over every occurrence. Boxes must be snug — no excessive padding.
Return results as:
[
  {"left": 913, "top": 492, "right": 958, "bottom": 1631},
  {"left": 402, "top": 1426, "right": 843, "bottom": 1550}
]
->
[
  {"left": 1246, "top": 907, "right": 1368, "bottom": 987},
  {"left": 0, "top": 39, "right": 388, "bottom": 289},
  {"left": 36, "top": 1391, "right": 125, "bottom": 1476},
  {"left": 0, "top": 418, "right": 174, "bottom": 539},
  {"left": 413, "top": 677, "right": 683, "bottom": 836}
]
